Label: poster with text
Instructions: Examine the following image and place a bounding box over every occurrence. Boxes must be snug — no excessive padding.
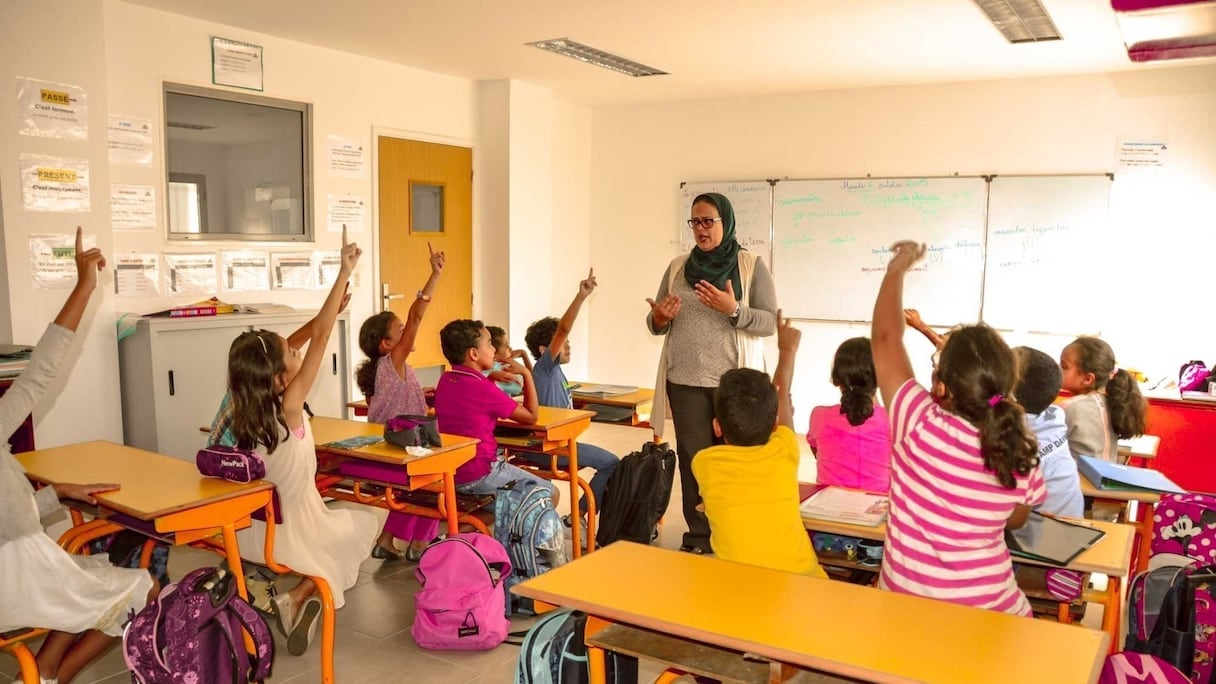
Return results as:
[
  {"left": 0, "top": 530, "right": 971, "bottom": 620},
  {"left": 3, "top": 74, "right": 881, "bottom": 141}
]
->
[
  {"left": 114, "top": 253, "right": 161, "bottom": 297},
  {"left": 17, "top": 77, "right": 88, "bottom": 140},
  {"left": 272, "top": 252, "right": 315, "bottom": 290},
  {"left": 211, "top": 37, "right": 263, "bottom": 91},
  {"left": 111, "top": 184, "right": 156, "bottom": 230},
  {"left": 29, "top": 233, "right": 97, "bottom": 289},
  {"left": 315, "top": 250, "right": 341, "bottom": 289},
  {"left": 164, "top": 253, "right": 218, "bottom": 296},
  {"left": 327, "top": 194, "right": 366, "bottom": 232},
  {"left": 221, "top": 250, "right": 270, "bottom": 292},
  {"left": 21, "top": 154, "right": 90, "bottom": 212},
  {"left": 327, "top": 135, "right": 365, "bottom": 178},
  {"left": 108, "top": 115, "right": 154, "bottom": 166}
]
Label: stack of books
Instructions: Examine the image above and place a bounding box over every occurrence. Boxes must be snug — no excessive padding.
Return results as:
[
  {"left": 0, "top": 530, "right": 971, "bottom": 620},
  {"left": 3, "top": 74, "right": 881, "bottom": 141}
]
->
[{"left": 799, "top": 486, "right": 890, "bottom": 527}]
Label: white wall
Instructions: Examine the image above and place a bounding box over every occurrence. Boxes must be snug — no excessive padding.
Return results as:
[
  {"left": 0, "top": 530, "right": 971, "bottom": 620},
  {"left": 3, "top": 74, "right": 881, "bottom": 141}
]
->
[{"left": 588, "top": 65, "right": 1216, "bottom": 430}]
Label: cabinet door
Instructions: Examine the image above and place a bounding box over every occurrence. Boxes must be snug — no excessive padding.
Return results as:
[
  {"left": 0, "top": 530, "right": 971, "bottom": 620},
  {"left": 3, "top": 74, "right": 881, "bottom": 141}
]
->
[
  {"left": 153, "top": 326, "right": 240, "bottom": 460},
  {"left": 257, "top": 319, "right": 348, "bottom": 419}
]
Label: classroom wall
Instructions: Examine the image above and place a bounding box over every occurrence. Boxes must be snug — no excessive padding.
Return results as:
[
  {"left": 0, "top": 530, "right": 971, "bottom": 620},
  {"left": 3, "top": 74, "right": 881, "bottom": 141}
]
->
[{"left": 587, "top": 65, "right": 1216, "bottom": 430}]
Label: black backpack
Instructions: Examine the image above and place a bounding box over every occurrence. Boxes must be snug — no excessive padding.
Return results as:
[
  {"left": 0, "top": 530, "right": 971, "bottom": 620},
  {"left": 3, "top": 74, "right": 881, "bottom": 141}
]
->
[
  {"left": 595, "top": 441, "right": 675, "bottom": 548},
  {"left": 1128, "top": 562, "right": 1216, "bottom": 683}
]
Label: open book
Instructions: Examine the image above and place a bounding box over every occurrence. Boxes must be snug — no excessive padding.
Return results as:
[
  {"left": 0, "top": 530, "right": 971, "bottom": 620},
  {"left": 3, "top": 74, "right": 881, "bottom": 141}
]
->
[
  {"left": 799, "top": 486, "right": 889, "bottom": 527},
  {"left": 570, "top": 383, "right": 638, "bottom": 397}
]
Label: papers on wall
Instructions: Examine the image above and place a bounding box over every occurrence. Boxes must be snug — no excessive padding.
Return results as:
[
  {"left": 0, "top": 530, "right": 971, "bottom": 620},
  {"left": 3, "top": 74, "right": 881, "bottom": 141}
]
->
[
  {"left": 114, "top": 253, "right": 161, "bottom": 297},
  {"left": 315, "top": 250, "right": 342, "bottom": 289},
  {"left": 272, "top": 252, "right": 315, "bottom": 290},
  {"left": 221, "top": 251, "right": 270, "bottom": 292},
  {"left": 327, "top": 194, "right": 366, "bottom": 232},
  {"left": 111, "top": 184, "right": 156, "bottom": 230},
  {"left": 17, "top": 77, "right": 88, "bottom": 140},
  {"left": 20, "top": 154, "right": 90, "bottom": 212},
  {"left": 799, "top": 486, "right": 890, "bottom": 527},
  {"left": 29, "top": 233, "right": 97, "bottom": 289},
  {"left": 164, "top": 253, "right": 218, "bottom": 296},
  {"left": 1118, "top": 138, "right": 1168, "bottom": 172},
  {"left": 327, "top": 135, "right": 365, "bottom": 178},
  {"left": 107, "top": 115, "right": 154, "bottom": 166},
  {"left": 211, "top": 37, "right": 263, "bottom": 91}
]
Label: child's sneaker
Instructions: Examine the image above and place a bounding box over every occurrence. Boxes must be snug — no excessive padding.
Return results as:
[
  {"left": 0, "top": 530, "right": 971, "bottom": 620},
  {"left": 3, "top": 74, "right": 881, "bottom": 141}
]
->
[{"left": 561, "top": 514, "right": 588, "bottom": 544}]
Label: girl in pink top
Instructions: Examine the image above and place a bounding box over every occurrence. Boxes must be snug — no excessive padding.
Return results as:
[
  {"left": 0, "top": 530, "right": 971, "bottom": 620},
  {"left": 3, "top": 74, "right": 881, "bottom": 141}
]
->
[
  {"left": 871, "top": 241, "right": 1045, "bottom": 617},
  {"left": 807, "top": 337, "right": 892, "bottom": 493}
]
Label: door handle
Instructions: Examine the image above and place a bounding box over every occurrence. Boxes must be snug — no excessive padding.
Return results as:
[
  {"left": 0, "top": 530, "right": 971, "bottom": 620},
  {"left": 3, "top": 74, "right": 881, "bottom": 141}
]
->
[{"left": 381, "top": 282, "right": 405, "bottom": 311}]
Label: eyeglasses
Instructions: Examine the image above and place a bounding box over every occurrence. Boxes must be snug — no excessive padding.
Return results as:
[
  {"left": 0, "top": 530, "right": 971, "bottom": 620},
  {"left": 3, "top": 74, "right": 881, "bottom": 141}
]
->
[{"left": 687, "top": 217, "right": 722, "bottom": 230}]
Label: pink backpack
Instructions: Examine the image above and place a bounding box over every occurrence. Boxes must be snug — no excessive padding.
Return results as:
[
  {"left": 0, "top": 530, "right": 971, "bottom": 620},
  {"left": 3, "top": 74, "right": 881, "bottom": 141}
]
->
[
  {"left": 1153, "top": 492, "right": 1216, "bottom": 564},
  {"left": 411, "top": 533, "right": 512, "bottom": 651},
  {"left": 1100, "top": 653, "right": 1191, "bottom": 684}
]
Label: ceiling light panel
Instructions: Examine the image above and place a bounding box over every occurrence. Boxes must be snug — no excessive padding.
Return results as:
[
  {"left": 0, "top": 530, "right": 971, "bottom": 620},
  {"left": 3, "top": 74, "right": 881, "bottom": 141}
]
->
[
  {"left": 526, "top": 38, "right": 668, "bottom": 77},
  {"left": 973, "top": 0, "right": 1063, "bottom": 42}
]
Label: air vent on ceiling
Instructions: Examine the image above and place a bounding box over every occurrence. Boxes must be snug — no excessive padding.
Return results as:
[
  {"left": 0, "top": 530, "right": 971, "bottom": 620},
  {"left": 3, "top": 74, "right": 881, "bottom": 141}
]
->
[
  {"left": 972, "top": 0, "right": 1063, "bottom": 42},
  {"left": 526, "top": 38, "right": 668, "bottom": 77},
  {"left": 167, "top": 121, "right": 215, "bottom": 130},
  {"left": 1112, "top": 0, "right": 1216, "bottom": 61}
]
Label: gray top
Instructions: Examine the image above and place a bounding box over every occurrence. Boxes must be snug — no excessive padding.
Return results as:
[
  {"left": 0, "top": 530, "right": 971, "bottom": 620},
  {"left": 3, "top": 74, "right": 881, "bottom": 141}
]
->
[
  {"left": 1, "top": 324, "right": 74, "bottom": 542},
  {"left": 647, "top": 255, "right": 778, "bottom": 388},
  {"left": 1064, "top": 393, "right": 1119, "bottom": 462}
]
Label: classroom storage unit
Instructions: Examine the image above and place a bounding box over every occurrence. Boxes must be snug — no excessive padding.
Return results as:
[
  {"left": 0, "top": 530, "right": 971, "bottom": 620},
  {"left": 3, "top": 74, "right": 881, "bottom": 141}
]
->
[
  {"left": 1144, "top": 394, "right": 1216, "bottom": 494},
  {"left": 117, "top": 311, "right": 350, "bottom": 461}
]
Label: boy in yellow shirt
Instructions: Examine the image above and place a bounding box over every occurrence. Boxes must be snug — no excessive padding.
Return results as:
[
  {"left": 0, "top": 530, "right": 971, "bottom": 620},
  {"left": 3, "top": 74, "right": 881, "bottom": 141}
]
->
[{"left": 692, "top": 311, "right": 828, "bottom": 578}]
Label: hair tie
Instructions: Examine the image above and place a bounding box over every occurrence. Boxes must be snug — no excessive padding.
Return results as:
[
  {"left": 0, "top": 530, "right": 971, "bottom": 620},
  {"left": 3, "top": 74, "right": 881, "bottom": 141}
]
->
[
  {"left": 256, "top": 334, "right": 268, "bottom": 355},
  {"left": 987, "top": 393, "right": 1003, "bottom": 408}
]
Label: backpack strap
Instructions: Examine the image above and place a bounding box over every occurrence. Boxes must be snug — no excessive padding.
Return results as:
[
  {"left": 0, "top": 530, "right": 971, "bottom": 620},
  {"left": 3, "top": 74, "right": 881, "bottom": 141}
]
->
[{"left": 225, "top": 595, "right": 276, "bottom": 681}]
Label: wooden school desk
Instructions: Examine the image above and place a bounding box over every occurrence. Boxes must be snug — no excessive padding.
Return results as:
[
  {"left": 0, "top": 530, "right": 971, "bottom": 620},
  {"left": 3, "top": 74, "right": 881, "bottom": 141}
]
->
[
  {"left": 1080, "top": 472, "right": 1160, "bottom": 575},
  {"left": 569, "top": 382, "right": 655, "bottom": 428},
  {"left": 801, "top": 508, "right": 1133, "bottom": 651},
  {"left": 497, "top": 406, "right": 595, "bottom": 555},
  {"left": 514, "top": 542, "right": 1109, "bottom": 684},
  {"left": 309, "top": 415, "right": 477, "bottom": 535},
  {"left": 17, "top": 440, "right": 273, "bottom": 600}
]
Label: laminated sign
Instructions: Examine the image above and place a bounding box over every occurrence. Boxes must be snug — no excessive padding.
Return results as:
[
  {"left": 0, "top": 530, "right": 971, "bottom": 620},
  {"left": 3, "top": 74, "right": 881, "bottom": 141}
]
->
[
  {"left": 17, "top": 77, "right": 88, "bottom": 140},
  {"left": 21, "top": 155, "right": 90, "bottom": 212}
]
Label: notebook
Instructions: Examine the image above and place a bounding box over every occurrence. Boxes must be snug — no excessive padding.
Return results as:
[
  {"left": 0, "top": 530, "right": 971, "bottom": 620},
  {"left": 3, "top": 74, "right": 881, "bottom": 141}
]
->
[
  {"left": 1006, "top": 512, "right": 1106, "bottom": 566},
  {"left": 1077, "top": 454, "right": 1185, "bottom": 494},
  {"left": 570, "top": 384, "right": 637, "bottom": 397},
  {"left": 799, "top": 486, "right": 889, "bottom": 527}
]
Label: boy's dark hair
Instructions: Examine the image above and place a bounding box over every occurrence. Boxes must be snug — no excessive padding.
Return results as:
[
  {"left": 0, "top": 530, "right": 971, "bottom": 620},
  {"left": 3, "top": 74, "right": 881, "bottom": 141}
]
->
[
  {"left": 486, "top": 326, "right": 507, "bottom": 349},
  {"left": 1013, "top": 346, "right": 1062, "bottom": 415},
  {"left": 713, "top": 368, "right": 777, "bottom": 446},
  {"left": 355, "top": 311, "right": 395, "bottom": 399},
  {"left": 525, "top": 317, "right": 559, "bottom": 360},
  {"left": 831, "top": 337, "right": 877, "bottom": 427},
  {"left": 440, "top": 319, "right": 485, "bottom": 366},
  {"left": 936, "top": 325, "right": 1037, "bottom": 489},
  {"left": 1068, "top": 336, "right": 1148, "bottom": 439}
]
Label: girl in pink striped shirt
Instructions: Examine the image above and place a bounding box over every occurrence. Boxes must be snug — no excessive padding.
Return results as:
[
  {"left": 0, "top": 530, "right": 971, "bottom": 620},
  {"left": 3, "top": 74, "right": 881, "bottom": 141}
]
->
[{"left": 870, "top": 241, "right": 1045, "bottom": 616}]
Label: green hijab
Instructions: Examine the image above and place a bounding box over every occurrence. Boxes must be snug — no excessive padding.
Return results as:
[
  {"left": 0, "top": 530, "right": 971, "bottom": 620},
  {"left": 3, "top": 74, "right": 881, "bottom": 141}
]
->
[{"left": 684, "top": 192, "right": 743, "bottom": 301}]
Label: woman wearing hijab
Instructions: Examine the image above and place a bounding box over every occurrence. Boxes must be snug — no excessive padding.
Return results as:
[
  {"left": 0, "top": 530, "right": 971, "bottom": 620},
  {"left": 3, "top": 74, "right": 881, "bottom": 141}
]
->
[{"left": 645, "top": 192, "right": 778, "bottom": 554}]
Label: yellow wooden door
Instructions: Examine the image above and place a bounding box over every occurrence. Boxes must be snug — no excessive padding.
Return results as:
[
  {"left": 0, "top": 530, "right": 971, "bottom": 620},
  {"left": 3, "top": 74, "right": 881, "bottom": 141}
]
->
[{"left": 377, "top": 137, "right": 472, "bottom": 370}]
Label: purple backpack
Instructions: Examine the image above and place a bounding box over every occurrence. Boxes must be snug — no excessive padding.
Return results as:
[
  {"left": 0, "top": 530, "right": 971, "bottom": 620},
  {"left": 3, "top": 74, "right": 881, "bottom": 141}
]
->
[
  {"left": 1099, "top": 653, "right": 1191, "bottom": 684},
  {"left": 411, "top": 533, "right": 512, "bottom": 651},
  {"left": 124, "top": 566, "right": 274, "bottom": 684},
  {"left": 1153, "top": 492, "right": 1216, "bottom": 564},
  {"left": 1180, "top": 360, "right": 1210, "bottom": 393}
]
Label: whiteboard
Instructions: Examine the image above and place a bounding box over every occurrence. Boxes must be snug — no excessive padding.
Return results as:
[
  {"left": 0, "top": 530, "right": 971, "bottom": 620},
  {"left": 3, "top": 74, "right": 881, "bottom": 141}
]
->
[
  {"left": 981, "top": 175, "right": 1111, "bottom": 334},
  {"left": 772, "top": 177, "right": 988, "bottom": 324},
  {"left": 679, "top": 181, "right": 772, "bottom": 262}
]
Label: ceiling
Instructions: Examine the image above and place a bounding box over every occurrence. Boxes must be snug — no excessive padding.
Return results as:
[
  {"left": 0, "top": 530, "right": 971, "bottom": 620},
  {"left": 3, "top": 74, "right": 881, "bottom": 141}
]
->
[{"left": 123, "top": 0, "right": 1212, "bottom": 107}]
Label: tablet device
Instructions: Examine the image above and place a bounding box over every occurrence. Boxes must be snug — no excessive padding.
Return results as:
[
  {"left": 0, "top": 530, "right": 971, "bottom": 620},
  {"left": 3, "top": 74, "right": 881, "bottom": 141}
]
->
[{"left": 1006, "top": 512, "right": 1106, "bottom": 566}]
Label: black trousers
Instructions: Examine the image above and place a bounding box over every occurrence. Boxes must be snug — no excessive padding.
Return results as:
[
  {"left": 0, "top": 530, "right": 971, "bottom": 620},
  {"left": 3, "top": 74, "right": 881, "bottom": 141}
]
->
[{"left": 666, "top": 381, "right": 722, "bottom": 550}]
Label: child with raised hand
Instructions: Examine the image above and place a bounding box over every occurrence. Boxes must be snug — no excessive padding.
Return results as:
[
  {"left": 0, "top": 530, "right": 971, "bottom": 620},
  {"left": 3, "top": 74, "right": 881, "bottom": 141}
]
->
[
  {"left": 354, "top": 242, "right": 445, "bottom": 562},
  {"left": 1059, "top": 336, "right": 1147, "bottom": 463},
  {"left": 807, "top": 337, "right": 892, "bottom": 493},
  {"left": 871, "top": 240, "right": 1045, "bottom": 616},
  {"left": 693, "top": 312, "right": 827, "bottom": 578},
  {"left": 231, "top": 227, "right": 378, "bottom": 656},
  {"left": 484, "top": 325, "right": 527, "bottom": 397},
  {"left": 0, "top": 228, "right": 157, "bottom": 684}
]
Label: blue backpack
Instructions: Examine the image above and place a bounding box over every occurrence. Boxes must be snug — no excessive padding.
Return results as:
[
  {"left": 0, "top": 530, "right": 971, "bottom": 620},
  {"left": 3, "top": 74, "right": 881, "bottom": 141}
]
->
[
  {"left": 494, "top": 479, "right": 567, "bottom": 614},
  {"left": 513, "top": 608, "right": 638, "bottom": 684}
]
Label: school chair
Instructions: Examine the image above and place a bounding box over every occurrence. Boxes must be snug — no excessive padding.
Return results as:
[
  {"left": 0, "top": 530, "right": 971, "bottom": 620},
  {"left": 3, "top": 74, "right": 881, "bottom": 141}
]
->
[{"left": 1, "top": 628, "right": 46, "bottom": 684}]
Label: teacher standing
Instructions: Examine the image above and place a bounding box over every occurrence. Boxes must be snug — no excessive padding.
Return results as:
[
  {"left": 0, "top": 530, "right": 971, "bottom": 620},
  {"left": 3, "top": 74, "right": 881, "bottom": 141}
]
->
[{"left": 646, "top": 192, "right": 778, "bottom": 554}]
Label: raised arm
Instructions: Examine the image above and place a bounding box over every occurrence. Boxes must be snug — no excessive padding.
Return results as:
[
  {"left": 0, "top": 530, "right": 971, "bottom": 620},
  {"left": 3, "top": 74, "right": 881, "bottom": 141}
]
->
[
  {"left": 773, "top": 311, "right": 799, "bottom": 430},
  {"left": 391, "top": 242, "right": 445, "bottom": 367},
  {"left": 548, "top": 269, "right": 596, "bottom": 359},
  {"left": 284, "top": 227, "right": 360, "bottom": 421},
  {"left": 54, "top": 227, "right": 105, "bottom": 332},
  {"left": 286, "top": 283, "right": 350, "bottom": 351},
  {"left": 872, "top": 241, "right": 925, "bottom": 408},
  {"left": 903, "top": 308, "right": 944, "bottom": 350}
]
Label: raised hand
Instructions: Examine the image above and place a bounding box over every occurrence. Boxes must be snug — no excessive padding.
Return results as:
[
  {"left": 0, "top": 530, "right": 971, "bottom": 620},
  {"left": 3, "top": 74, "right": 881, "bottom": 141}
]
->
[
  {"left": 500, "top": 358, "right": 530, "bottom": 376},
  {"left": 776, "top": 310, "right": 801, "bottom": 352},
  {"left": 903, "top": 308, "right": 924, "bottom": 328},
  {"left": 428, "top": 241, "right": 445, "bottom": 275},
  {"left": 338, "top": 282, "right": 352, "bottom": 313},
  {"left": 578, "top": 268, "right": 597, "bottom": 297},
  {"left": 74, "top": 226, "right": 106, "bottom": 291},
  {"left": 647, "top": 293, "right": 682, "bottom": 328},
  {"left": 693, "top": 279, "right": 736, "bottom": 315},
  {"left": 340, "top": 224, "right": 362, "bottom": 275},
  {"left": 887, "top": 240, "right": 926, "bottom": 273}
]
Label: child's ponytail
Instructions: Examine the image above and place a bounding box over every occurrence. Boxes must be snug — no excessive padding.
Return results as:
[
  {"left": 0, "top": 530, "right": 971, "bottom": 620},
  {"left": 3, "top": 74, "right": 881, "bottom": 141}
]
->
[
  {"left": 356, "top": 312, "right": 396, "bottom": 399},
  {"left": 831, "top": 337, "right": 878, "bottom": 427},
  {"left": 978, "top": 396, "right": 1039, "bottom": 489},
  {"left": 1107, "top": 369, "right": 1148, "bottom": 439}
]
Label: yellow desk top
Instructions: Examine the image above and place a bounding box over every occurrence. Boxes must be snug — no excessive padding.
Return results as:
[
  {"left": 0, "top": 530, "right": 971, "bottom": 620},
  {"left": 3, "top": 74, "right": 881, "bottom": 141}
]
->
[
  {"left": 515, "top": 542, "right": 1108, "bottom": 684},
  {"left": 310, "top": 415, "right": 477, "bottom": 466},
  {"left": 803, "top": 513, "right": 1133, "bottom": 577},
  {"left": 499, "top": 406, "right": 595, "bottom": 432},
  {"left": 569, "top": 382, "right": 655, "bottom": 409},
  {"left": 17, "top": 440, "right": 272, "bottom": 521},
  {"left": 1080, "top": 472, "right": 1162, "bottom": 504}
]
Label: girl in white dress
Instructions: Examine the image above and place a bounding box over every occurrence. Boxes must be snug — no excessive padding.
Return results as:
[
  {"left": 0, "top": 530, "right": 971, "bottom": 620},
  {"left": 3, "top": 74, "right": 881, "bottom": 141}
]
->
[
  {"left": 231, "top": 228, "right": 377, "bottom": 656},
  {"left": 0, "top": 229, "right": 155, "bottom": 684}
]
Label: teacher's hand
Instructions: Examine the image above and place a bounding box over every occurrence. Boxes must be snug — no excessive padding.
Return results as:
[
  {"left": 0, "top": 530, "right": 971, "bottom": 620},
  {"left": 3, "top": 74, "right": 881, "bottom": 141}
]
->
[
  {"left": 647, "top": 294, "right": 682, "bottom": 329},
  {"left": 693, "top": 279, "right": 737, "bottom": 315}
]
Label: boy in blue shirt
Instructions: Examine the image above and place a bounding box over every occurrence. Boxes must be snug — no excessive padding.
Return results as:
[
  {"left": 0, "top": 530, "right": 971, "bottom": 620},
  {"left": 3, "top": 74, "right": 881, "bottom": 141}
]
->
[
  {"left": 1014, "top": 346, "right": 1083, "bottom": 518},
  {"left": 522, "top": 269, "right": 619, "bottom": 538}
]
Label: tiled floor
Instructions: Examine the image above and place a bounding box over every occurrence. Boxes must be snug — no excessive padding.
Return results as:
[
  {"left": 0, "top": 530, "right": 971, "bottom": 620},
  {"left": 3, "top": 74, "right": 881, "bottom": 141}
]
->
[{"left": 2, "top": 421, "right": 1108, "bottom": 683}]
